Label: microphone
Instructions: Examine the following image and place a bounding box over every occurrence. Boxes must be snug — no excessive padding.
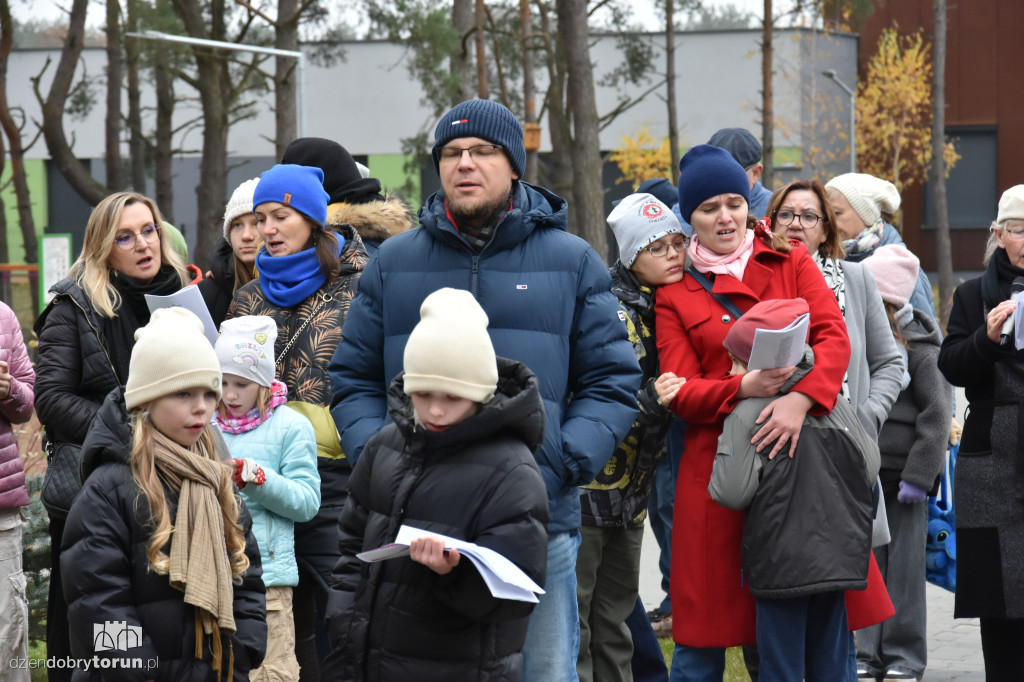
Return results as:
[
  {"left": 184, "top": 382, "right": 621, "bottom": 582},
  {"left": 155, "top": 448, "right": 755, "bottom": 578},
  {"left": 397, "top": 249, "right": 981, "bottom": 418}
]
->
[{"left": 999, "top": 276, "right": 1024, "bottom": 346}]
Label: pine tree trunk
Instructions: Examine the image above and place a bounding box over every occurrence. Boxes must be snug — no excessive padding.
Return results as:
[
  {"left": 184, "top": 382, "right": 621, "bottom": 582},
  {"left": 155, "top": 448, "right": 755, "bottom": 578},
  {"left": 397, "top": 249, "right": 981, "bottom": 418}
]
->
[
  {"left": 520, "top": 0, "right": 537, "bottom": 183},
  {"left": 39, "top": 0, "right": 110, "bottom": 205},
  {"left": 451, "top": 0, "right": 475, "bottom": 105},
  {"left": 475, "top": 0, "right": 489, "bottom": 99},
  {"left": 760, "top": 0, "right": 774, "bottom": 188},
  {"left": 666, "top": 0, "right": 679, "bottom": 185},
  {"left": 556, "top": 0, "right": 607, "bottom": 259},
  {"left": 932, "top": 0, "right": 952, "bottom": 330},
  {"left": 125, "top": 0, "right": 147, "bottom": 191},
  {"left": 105, "top": 0, "right": 123, "bottom": 190},
  {"left": 275, "top": 0, "right": 299, "bottom": 159},
  {"left": 154, "top": 43, "right": 174, "bottom": 222}
]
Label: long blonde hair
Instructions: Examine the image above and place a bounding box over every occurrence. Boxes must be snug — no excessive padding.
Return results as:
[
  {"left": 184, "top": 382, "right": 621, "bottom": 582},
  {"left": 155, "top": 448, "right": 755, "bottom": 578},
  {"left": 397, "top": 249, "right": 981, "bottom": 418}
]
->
[
  {"left": 129, "top": 412, "right": 249, "bottom": 581},
  {"left": 70, "top": 192, "right": 189, "bottom": 318}
]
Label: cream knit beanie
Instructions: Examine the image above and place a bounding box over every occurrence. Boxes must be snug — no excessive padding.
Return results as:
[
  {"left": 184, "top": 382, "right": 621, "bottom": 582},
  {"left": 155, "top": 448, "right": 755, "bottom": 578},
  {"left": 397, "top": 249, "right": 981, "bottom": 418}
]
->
[
  {"left": 826, "top": 173, "right": 901, "bottom": 228},
  {"left": 861, "top": 244, "right": 920, "bottom": 309},
  {"left": 125, "top": 308, "right": 222, "bottom": 410},
  {"left": 222, "top": 177, "right": 261, "bottom": 239},
  {"left": 403, "top": 288, "right": 498, "bottom": 403},
  {"left": 215, "top": 316, "right": 277, "bottom": 388},
  {"left": 995, "top": 185, "right": 1024, "bottom": 226}
]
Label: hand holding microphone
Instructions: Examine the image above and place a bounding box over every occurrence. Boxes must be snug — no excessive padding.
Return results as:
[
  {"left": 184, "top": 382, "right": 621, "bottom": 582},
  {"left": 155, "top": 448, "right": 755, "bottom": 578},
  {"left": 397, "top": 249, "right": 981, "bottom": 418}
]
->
[{"left": 995, "top": 276, "right": 1024, "bottom": 346}]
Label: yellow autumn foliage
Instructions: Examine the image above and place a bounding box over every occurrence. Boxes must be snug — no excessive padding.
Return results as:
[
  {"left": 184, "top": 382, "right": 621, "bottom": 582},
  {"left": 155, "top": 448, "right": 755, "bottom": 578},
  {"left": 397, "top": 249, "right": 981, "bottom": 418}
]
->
[
  {"left": 856, "top": 26, "right": 959, "bottom": 193},
  {"left": 608, "top": 126, "right": 673, "bottom": 190}
]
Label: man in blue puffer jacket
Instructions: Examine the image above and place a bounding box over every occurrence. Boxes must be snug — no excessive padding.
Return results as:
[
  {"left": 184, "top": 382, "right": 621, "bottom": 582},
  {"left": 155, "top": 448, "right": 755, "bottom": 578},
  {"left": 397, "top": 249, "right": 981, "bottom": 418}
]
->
[{"left": 328, "top": 98, "right": 641, "bottom": 682}]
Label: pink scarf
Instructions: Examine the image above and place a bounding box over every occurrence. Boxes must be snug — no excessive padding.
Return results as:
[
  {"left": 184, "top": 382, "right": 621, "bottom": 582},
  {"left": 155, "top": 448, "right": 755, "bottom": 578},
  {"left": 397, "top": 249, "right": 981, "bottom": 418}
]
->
[
  {"left": 215, "top": 380, "right": 288, "bottom": 435},
  {"left": 687, "top": 229, "right": 755, "bottom": 279}
]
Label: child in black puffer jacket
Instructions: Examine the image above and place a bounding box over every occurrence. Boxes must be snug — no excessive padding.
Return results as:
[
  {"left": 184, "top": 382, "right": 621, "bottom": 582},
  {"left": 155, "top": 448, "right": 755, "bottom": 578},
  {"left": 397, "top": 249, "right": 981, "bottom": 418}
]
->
[{"left": 324, "top": 288, "right": 549, "bottom": 682}]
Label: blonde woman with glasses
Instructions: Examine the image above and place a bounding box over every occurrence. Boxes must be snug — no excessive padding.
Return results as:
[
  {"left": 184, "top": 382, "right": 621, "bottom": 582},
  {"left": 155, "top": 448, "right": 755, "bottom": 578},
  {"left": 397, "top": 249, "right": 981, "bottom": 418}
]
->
[{"left": 34, "top": 191, "right": 187, "bottom": 681}]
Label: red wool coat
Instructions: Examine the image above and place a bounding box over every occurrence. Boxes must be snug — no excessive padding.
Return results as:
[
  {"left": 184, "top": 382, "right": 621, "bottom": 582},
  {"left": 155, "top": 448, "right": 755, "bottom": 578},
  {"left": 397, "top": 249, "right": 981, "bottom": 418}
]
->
[{"left": 656, "top": 239, "right": 860, "bottom": 647}]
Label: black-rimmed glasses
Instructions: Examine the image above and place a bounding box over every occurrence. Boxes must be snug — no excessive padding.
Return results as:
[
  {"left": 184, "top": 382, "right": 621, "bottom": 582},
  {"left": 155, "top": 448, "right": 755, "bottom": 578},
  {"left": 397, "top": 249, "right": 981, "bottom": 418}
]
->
[
  {"left": 436, "top": 144, "right": 504, "bottom": 164},
  {"left": 774, "top": 210, "right": 821, "bottom": 230}
]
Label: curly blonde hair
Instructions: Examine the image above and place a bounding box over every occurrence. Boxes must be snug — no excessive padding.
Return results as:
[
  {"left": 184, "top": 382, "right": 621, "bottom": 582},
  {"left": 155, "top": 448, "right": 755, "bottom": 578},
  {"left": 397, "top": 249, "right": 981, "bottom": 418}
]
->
[
  {"left": 129, "top": 411, "right": 249, "bottom": 582},
  {"left": 70, "top": 192, "right": 188, "bottom": 318}
]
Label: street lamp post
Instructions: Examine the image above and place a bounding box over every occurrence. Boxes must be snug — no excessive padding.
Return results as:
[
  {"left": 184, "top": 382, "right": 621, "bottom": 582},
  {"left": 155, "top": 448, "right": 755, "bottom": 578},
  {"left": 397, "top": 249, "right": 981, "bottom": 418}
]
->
[
  {"left": 125, "top": 29, "right": 306, "bottom": 137},
  {"left": 822, "top": 69, "right": 855, "bottom": 173}
]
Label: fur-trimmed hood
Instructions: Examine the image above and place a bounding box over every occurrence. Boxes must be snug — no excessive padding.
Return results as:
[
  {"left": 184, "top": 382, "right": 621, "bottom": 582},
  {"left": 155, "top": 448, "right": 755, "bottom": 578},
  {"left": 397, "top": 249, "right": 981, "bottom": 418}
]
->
[{"left": 326, "top": 195, "right": 416, "bottom": 245}]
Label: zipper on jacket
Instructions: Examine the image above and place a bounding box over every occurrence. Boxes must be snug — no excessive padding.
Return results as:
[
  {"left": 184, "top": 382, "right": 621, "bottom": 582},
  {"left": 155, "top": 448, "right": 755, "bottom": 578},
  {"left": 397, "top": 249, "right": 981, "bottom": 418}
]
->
[
  {"left": 66, "top": 295, "right": 122, "bottom": 384},
  {"left": 267, "top": 515, "right": 274, "bottom": 559},
  {"left": 471, "top": 256, "right": 480, "bottom": 297}
]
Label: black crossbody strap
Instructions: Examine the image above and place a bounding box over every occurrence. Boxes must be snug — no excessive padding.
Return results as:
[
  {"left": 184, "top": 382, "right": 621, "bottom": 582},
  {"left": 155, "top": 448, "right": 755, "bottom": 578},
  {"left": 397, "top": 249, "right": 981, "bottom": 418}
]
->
[{"left": 687, "top": 266, "right": 744, "bottom": 320}]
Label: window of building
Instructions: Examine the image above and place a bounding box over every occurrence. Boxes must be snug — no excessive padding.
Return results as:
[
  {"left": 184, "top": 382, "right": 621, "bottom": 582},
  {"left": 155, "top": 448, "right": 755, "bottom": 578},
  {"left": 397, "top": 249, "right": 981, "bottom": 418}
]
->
[{"left": 924, "top": 126, "right": 998, "bottom": 229}]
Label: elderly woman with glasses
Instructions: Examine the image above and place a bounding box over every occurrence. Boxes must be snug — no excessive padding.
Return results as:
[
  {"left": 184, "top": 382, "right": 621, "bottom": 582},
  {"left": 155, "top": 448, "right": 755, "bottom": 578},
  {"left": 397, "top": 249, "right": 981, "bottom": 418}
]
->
[
  {"left": 938, "top": 185, "right": 1024, "bottom": 681},
  {"left": 34, "top": 191, "right": 188, "bottom": 681}
]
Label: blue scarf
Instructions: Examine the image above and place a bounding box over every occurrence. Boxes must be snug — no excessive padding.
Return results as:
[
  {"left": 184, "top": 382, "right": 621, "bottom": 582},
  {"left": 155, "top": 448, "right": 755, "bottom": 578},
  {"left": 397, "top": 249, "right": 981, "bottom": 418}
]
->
[{"left": 255, "top": 235, "right": 344, "bottom": 308}]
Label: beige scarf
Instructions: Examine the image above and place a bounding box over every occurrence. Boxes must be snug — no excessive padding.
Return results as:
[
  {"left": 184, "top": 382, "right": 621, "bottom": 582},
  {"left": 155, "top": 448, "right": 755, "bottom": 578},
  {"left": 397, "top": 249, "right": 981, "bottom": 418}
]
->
[{"left": 151, "top": 430, "right": 237, "bottom": 677}]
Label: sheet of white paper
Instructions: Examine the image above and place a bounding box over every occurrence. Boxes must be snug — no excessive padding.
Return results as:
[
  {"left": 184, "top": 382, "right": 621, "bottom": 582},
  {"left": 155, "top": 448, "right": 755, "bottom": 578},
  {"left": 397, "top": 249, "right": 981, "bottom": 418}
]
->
[
  {"left": 358, "top": 525, "right": 544, "bottom": 602},
  {"left": 1015, "top": 303, "right": 1024, "bottom": 350},
  {"left": 145, "top": 285, "right": 219, "bottom": 346},
  {"left": 746, "top": 313, "right": 810, "bottom": 371}
]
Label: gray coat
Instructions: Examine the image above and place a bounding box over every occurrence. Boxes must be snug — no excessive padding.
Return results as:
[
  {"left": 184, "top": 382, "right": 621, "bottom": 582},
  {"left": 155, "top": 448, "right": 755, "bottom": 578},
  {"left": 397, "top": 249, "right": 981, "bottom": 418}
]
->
[
  {"left": 839, "top": 260, "right": 904, "bottom": 441},
  {"left": 877, "top": 310, "right": 953, "bottom": 493}
]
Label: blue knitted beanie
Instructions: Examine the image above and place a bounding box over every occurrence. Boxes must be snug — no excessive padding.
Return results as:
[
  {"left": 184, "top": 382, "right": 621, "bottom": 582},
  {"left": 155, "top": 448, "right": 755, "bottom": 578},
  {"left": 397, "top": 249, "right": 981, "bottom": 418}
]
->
[
  {"left": 253, "top": 164, "right": 329, "bottom": 228},
  {"left": 432, "top": 99, "right": 526, "bottom": 177},
  {"left": 677, "top": 145, "right": 751, "bottom": 224}
]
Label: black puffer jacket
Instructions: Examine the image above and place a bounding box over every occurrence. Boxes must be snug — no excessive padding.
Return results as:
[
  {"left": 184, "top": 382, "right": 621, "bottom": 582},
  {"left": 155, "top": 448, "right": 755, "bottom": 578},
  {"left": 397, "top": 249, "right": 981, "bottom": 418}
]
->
[
  {"left": 61, "top": 388, "right": 267, "bottom": 681},
  {"left": 324, "top": 358, "right": 550, "bottom": 682},
  {"left": 197, "top": 237, "right": 237, "bottom": 328},
  {"left": 34, "top": 278, "right": 123, "bottom": 446}
]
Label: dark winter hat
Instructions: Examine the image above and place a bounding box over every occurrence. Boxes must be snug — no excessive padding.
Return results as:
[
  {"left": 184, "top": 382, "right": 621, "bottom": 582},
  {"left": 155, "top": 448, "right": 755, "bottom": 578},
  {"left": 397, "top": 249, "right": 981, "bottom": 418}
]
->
[
  {"left": 677, "top": 144, "right": 751, "bottom": 224},
  {"left": 253, "top": 164, "right": 329, "bottom": 228},
  {"left": 636, "top": 178, "right": 679, "bottom": 208},
  {"left": 723, "top": 298, "right": 810, "bottom": 365},
  {"left": 432, "top": 99, "right": 526, "bottom": 177},
  {"left": 281, "top": 137, "right": 381, "bottom": 205},
  {"left": 707, "top": 127, "right": 763, "bottom": 169}
]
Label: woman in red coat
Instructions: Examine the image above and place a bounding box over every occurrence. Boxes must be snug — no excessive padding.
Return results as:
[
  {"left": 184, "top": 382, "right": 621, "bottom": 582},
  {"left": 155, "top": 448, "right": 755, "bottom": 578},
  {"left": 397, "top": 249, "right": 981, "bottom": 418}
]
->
[{"left": 655, "top": 145, "right": 852, "bottom": 678}]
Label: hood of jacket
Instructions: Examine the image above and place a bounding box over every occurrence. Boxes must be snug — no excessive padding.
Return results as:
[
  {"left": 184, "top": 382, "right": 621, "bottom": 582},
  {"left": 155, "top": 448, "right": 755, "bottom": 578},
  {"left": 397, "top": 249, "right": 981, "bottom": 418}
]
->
[
  {"left": 326, "top": 195, "right": 416, "bottom": 245},
  {"left": 81, "top": 386, "right": 133, "bottom": 480},
  {"left": 385, "top": 356, "right": 546, "bottom": 455},
  {"left": 900, "top": 307, "right": 943, "bottom": 346},
  {"left": 418, "top": 180, "right": 568, "bottom": 253},
  {"left": 206, "top": 236, "right": 236, "bottom": 284},
  {"left": 331, "top": 222, "right": 370, "bottom": 281},
  {"left": 610, "top": 260, "right": 655, "bottom": 325}
]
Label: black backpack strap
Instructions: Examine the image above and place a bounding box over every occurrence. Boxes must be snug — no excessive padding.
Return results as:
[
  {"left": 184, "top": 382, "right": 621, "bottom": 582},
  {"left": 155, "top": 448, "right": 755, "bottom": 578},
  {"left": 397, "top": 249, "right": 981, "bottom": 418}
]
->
[{"left": 687, "top": 266, "right": 744, "bottom": 320}]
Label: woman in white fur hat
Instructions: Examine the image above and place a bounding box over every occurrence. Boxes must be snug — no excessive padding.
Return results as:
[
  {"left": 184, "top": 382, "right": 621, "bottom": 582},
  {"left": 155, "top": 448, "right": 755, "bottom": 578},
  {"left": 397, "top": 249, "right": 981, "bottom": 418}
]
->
[
  {"left": 199, "top": 177, "right": 262, "bottom": 326},
  {"left": 938, "top": 184, "right": 1024, "bottom": 680}
]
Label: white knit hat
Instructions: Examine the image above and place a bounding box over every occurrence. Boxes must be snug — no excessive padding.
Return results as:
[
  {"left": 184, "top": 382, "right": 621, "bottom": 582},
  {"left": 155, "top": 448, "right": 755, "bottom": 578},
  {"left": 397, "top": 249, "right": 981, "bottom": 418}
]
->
[
  {"left": 215, "top": 315, "right": 278, "bottom": 388},
  {"left": 608, "top": 193, "right": 683, "bottom": 267},
  {"left": 403, "top": 288, "right": 498, "bottom": 403},
  {"left": 996, "top": 185, "right": 1024, "bottom": 226},
  {"left": 222, "top": 177, "right": 261, "bottom": 239},
  {"left": 125, "top": 308, "right": 221, "bottom": 410},
  {"left": 861, "top": 244, "right": 920, "bottom": 309},
  {"left": 825, "top": 173, "right": 901, "bottom": 228}
]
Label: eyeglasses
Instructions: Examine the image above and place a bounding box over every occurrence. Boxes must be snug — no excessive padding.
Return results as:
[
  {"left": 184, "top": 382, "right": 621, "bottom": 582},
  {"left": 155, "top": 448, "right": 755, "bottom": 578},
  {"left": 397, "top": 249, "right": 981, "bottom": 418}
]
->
[
  {"left": 775, "top": 210, "right": 821, "bottom": 230},
  {"left": 436, "top": 144, "right": 504, "bottom": 164},
  {"left": 642, "top": 237, "right": 687, "bottom": 258},
  {"left": 1000, "top": 221, "right": 1024, "bottom": 241},
  {"left": 113, "top": 223, "right": 161, "bottom": 250}
]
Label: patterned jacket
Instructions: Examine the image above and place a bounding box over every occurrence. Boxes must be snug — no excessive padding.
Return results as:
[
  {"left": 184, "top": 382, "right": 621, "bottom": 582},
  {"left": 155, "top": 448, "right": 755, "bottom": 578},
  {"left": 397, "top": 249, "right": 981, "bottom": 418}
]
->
[
  {"left": 228, "top": 223, "right": 367, "bottom": 586},
  {"left": 580, "top": 262, "right": 673, "bottom": 528}
]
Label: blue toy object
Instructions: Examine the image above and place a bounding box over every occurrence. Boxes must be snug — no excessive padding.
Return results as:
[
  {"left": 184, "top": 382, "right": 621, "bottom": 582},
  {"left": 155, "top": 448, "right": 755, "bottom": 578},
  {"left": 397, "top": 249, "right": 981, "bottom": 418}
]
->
[{"left": 925, "top": 442, "right": 957, "bottom": 592}]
